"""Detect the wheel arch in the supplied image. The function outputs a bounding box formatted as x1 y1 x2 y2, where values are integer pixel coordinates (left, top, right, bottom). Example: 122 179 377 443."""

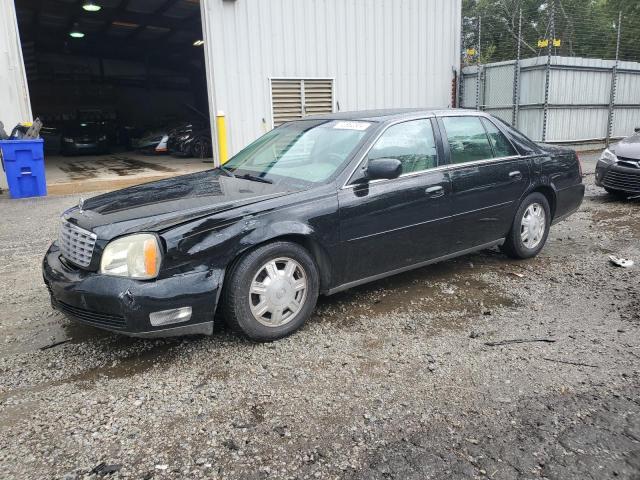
523 184 557 220
223 232 333 295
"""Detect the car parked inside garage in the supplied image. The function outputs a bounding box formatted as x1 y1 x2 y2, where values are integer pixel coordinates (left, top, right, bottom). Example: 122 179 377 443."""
60 121 110 156
43 109 584 341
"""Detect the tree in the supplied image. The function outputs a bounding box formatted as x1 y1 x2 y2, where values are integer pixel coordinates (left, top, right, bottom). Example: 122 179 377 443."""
462 0 639 64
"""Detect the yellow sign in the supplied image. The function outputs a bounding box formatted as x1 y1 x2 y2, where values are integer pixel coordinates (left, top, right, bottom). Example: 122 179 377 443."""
538 39 561 48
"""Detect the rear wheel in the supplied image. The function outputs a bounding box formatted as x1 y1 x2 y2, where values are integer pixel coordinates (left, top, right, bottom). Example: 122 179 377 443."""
222 241 319 341
501 192 551 259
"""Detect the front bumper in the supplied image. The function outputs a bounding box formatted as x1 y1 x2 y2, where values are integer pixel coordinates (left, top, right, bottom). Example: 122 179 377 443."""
595 161 640 193
42 243 222 337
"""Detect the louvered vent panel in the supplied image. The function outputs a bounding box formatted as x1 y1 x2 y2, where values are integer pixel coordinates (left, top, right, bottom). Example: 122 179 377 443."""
271 78 333 127
271 79 303 127
303 79 333 116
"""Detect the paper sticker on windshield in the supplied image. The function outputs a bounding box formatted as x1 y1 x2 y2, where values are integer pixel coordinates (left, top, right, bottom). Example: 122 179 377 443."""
333 121 371 131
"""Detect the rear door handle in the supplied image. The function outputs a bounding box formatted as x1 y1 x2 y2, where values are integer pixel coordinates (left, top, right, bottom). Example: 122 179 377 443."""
509 170 523 180
425 185 444 198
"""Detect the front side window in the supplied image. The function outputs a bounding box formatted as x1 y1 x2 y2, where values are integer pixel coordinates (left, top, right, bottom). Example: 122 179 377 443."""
223 119 371 185
441 116 494 164
367 119 438 174
482 118 517 157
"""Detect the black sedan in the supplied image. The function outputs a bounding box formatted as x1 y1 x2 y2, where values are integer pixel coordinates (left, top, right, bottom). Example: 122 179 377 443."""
43 109 584 341
60 121 109 156
595 128 640 197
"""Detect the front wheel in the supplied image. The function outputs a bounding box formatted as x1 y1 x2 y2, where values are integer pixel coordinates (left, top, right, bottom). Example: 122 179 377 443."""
501 192 551 259
222 241 319 341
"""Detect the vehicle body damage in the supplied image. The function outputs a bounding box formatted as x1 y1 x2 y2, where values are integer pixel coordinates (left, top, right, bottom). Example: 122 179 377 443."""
43 109 584 340
595 129 640 197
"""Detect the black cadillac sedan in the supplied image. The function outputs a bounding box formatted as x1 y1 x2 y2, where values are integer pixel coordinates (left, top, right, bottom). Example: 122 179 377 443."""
43 109 584 341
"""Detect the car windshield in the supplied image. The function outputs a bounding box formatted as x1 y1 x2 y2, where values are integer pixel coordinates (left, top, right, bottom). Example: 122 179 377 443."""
222 119 372 185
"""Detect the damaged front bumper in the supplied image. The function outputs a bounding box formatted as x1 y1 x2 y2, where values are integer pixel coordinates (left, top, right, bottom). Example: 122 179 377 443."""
595 161 640 194
42 243 222 337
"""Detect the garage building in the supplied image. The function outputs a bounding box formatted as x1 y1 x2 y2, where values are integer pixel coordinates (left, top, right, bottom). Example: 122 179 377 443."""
1 0 462 192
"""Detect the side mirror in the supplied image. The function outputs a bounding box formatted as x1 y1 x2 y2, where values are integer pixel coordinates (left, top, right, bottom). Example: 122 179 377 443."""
367 158 402 180
635 127 640 133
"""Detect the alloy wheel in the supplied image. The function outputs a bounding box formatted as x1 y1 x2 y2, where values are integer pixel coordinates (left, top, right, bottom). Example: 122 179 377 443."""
249 257 308 327
520 202 546 249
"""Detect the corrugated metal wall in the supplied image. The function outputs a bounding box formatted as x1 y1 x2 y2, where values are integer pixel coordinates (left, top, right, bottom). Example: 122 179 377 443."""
461 56 640 143
201 0 462 156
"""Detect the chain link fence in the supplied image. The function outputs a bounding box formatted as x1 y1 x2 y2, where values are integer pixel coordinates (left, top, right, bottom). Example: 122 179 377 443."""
458 0 640 145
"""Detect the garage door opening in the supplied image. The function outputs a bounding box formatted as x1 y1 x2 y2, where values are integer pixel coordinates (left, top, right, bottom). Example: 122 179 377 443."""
14 0 213 194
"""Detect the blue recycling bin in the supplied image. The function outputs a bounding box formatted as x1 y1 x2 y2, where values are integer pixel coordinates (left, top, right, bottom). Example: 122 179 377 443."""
0 139 47 199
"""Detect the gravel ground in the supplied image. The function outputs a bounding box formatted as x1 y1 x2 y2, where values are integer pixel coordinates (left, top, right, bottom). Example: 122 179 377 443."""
0 154 639 479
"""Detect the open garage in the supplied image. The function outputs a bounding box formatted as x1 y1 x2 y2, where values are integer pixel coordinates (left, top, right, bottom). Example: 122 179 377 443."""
10 0 214 194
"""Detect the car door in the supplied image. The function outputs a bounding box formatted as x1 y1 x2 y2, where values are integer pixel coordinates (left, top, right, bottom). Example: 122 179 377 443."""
336 118 452 286
438 115 530 253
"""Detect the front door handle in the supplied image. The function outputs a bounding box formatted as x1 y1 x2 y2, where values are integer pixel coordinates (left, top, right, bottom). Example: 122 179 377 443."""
509 170 523 180
425 185 444 198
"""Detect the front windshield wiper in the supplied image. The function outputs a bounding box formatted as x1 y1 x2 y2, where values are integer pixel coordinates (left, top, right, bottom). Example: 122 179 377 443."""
239 173 273 184
218 166 235 177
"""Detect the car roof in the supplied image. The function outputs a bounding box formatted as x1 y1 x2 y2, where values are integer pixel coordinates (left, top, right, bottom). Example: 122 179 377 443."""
304 108 486 122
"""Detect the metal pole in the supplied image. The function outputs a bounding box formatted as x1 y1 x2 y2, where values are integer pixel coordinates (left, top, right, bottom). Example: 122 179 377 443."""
458 14 465 108
512 8 522 127
542 0 555 142
606 11 622 147
475 16 482 110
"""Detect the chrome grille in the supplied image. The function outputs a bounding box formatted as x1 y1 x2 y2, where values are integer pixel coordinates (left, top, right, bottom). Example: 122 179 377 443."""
59 221 97 268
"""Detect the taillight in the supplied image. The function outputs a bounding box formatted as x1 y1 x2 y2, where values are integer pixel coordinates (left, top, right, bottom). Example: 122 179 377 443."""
576 153 583 177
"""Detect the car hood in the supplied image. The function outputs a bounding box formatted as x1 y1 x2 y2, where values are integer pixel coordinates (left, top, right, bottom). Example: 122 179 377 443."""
65 170 298 240
611 134 640 160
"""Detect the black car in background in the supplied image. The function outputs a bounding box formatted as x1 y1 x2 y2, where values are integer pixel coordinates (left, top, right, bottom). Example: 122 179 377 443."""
43 109 584 341
595 128 640 197
60 121 110 156
167 122 213 158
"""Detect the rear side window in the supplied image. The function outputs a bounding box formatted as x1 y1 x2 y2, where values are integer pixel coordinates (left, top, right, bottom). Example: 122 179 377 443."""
441 116 493 164
482 118 517 157
368 119 438 174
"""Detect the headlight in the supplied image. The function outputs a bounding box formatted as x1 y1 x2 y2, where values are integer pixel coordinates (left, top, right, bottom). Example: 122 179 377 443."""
599 148 617 165
100 233 161 279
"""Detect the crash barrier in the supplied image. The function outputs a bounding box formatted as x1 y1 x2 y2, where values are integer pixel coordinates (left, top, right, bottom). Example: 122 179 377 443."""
0 139 47 199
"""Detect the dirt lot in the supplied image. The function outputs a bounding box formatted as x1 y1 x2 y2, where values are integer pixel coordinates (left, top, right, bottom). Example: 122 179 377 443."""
0 157 639 479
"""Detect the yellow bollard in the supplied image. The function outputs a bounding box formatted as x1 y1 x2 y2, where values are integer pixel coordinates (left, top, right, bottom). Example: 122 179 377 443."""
216 111 228 165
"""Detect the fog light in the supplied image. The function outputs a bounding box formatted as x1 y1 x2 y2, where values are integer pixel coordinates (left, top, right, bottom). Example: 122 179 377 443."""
149 307 192 326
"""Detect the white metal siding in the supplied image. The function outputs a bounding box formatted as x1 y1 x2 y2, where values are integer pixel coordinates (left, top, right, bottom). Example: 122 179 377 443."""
0 0 32 131
202 0 462 155
0 0 32 190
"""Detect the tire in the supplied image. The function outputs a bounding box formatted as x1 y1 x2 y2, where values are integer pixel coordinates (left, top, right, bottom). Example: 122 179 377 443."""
191 137 212 159
501 192 551 259
222 241 320 341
